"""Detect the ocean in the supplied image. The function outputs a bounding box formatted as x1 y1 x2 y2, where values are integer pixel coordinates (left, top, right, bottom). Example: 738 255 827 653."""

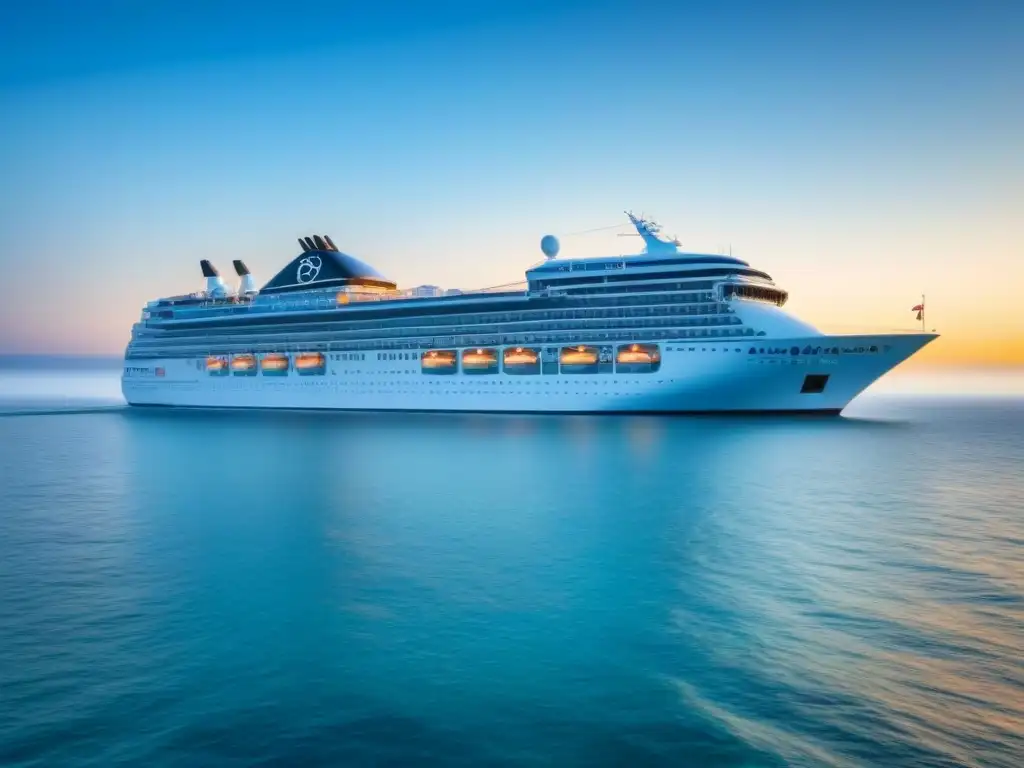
1 361 1022 767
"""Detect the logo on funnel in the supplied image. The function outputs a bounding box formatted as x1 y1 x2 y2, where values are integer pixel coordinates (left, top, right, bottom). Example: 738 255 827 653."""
296 255 322 283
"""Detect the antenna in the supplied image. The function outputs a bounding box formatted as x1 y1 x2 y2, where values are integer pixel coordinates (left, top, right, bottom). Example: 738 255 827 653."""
623 210 679 253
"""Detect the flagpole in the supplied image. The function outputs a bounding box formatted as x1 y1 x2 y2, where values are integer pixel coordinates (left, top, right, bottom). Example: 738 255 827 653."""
921 293 926 332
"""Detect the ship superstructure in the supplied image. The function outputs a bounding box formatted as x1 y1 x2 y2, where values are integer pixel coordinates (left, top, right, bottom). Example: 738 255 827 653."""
121 212 936 413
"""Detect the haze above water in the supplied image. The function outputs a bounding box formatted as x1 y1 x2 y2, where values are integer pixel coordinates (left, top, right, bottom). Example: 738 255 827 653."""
1 362 1021 767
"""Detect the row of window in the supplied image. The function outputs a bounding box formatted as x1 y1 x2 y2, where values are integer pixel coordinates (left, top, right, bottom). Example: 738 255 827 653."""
529 256 748 273
166 288 527 322
127 326 762 360
723 284 789 307
528 266 772 290
548 284 717 298
142 285 758 335
398 343 878 359
140 292 733 339
157 276 736 326
132 313 744 352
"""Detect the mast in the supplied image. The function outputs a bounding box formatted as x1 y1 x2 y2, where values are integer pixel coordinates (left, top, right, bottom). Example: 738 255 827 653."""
623 211 680 254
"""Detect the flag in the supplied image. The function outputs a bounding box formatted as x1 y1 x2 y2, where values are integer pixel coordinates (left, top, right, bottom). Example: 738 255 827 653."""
911 303 924 321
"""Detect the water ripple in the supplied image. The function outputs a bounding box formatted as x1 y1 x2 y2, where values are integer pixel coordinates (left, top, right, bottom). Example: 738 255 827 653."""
1 376 1022 766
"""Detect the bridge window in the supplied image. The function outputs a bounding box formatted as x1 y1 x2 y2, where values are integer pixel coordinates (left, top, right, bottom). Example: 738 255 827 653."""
723 284 788 307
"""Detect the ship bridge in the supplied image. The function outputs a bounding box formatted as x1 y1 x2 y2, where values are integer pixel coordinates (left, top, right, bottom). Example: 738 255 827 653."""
526 213 776 297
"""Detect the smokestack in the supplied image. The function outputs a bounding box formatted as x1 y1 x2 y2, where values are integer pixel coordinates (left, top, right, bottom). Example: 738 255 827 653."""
313 235 327 251
298 238 310 252
200 260 227 297
323 235 338 251
233 260 257 295
303 237 317 251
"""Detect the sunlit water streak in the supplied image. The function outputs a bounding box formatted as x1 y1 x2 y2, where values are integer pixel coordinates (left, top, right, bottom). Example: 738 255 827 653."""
0 366 1021 767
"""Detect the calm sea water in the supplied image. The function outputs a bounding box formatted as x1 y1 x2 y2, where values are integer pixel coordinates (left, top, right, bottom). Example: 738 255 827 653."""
1 364 1022 767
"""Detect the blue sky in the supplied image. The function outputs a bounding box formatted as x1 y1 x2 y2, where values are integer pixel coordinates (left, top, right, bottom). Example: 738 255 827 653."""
1 0 1021 362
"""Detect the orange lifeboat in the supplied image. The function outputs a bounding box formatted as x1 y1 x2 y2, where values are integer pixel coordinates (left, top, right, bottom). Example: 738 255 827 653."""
503 346 540 374
461 348 498 374
231 354 256 375
206 356 229 375
421 350 458 374
559 344 601 374
260 353 289 375
616 343 661 372
559 345 599 365
294 352 326 375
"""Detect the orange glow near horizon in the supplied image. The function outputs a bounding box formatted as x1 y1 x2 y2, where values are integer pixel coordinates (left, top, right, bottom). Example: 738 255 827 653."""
907 333 1024 368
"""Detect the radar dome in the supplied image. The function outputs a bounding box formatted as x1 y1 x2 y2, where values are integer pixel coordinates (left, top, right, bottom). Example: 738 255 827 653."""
540 234 560 260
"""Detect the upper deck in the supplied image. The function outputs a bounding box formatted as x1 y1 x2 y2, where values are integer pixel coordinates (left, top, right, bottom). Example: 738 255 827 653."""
137 213 785 329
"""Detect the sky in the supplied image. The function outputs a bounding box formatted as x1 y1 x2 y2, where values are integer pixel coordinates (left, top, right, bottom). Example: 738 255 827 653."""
0 0 1021 366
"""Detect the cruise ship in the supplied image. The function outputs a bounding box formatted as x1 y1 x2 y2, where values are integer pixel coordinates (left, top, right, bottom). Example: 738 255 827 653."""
121 213 936 413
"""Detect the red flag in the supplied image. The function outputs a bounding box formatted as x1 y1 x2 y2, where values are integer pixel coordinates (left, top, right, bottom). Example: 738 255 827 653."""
911 304 924 312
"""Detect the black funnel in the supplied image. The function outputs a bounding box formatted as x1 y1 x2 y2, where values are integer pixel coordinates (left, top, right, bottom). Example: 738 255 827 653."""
323 235 338 251
298 238 310 252
313 235 327 250
200 259 219 277
232 260 250 276
303 237 317 251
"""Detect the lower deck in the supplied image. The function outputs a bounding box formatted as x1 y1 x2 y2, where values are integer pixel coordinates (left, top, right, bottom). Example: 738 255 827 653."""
122 335 935 414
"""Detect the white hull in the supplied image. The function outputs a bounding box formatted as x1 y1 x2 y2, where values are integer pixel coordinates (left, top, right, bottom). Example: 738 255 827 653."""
122 334 935 414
